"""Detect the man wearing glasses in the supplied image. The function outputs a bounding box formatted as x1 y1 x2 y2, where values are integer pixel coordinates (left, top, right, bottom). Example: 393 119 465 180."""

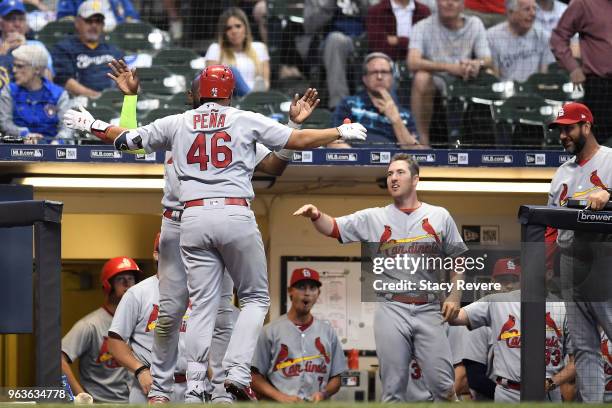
331 52 421 149
51 0 123 98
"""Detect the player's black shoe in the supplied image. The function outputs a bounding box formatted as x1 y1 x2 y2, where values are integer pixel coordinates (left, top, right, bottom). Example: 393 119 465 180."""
224 379 258 401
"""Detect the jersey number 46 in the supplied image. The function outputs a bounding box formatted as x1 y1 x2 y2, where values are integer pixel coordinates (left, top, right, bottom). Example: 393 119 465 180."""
187 131 232 170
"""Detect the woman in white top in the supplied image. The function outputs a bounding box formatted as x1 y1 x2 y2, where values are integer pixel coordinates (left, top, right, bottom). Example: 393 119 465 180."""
204 7 270 95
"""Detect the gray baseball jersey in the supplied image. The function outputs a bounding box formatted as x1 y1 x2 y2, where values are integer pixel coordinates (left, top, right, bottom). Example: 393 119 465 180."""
547 146 612 246
487 22 552 82
251 315 347 400
336 203 468 290
464 291 570 383
160 144 272 211
109 276 188 373
62 307 130 403
131 103 291 202
602 331 612 402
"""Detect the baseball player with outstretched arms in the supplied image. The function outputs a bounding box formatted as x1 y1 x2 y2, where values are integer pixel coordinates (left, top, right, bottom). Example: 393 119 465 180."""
294 153 467 402
107 234 190 403
105 59 314 403
64 64 366 401
251 267 347 402
546 102 612 403
449 289 576 402
61 257 141 403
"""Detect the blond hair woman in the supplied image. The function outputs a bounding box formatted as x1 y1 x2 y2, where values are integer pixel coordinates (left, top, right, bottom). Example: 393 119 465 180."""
204 7 270 96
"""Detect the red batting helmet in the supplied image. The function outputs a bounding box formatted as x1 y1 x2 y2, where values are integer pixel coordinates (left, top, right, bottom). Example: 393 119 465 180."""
101 256 142 295
199 65 235 99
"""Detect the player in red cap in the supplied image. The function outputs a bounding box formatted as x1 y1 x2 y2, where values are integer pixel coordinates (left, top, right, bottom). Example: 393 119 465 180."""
250 267 346 402
61 257 141 403
547 102 612 402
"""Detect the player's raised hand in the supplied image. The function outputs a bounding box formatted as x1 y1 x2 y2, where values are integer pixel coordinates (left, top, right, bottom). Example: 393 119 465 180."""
289 88 321 125
337 123 367 141
63 106 95 132
107 59 140 96
293 204 320 219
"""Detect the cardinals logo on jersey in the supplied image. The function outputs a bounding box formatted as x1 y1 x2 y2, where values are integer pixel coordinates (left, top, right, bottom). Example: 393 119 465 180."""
146 304 159 332
545 312 562 338
96 337 121 368
559 184 569 206
498 315 521 348
315 337 330 364
377 220 441 254
273 340 329 377
560 170 609 205
272 344 290 372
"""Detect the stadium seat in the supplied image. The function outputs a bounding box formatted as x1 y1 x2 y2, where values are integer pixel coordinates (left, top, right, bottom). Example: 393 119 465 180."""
152 48 201 80
303 109 331 129
235 91 291 115
491 94 556 147
35 20 75 49
141 107 184 125
519 72 573 103
90 89 125 112
110 22 167 53
136 67 184 96
87 106 120 122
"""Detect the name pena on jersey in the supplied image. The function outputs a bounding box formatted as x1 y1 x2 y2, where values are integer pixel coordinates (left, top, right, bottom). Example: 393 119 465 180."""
193 110 226 130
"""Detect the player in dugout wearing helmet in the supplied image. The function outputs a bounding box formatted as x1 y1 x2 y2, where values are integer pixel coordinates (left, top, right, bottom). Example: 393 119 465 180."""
61 256 142 403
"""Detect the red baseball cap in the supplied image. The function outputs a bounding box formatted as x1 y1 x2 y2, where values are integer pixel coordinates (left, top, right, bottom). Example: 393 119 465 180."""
548 102 594 128
290 267 322 287
492 258 521 278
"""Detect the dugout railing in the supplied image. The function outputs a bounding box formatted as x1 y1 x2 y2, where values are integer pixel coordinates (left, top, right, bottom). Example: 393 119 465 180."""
518 205 612 400
0 200 63 386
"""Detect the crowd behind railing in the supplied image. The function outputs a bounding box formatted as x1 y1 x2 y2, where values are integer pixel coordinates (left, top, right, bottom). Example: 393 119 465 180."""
0 0 610 150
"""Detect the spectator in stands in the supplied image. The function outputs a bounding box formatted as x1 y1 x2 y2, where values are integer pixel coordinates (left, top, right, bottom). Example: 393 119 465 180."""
535 0 579 62
331 52 420 148
551 0 612 145
303 0 369 109
57 0 140 32
464 0 505 28
366 0 431 62
52 0 123 98
487 0 551 82
408 0 492 146
251 268 346 402
161 0 182 41
204 7 269 96
0 0 53 79
0 45 72 144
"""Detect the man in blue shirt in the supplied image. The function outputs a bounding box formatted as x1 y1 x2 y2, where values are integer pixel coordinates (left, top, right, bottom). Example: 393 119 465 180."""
331 52 422 148
52 0 123 98
57 0 139 32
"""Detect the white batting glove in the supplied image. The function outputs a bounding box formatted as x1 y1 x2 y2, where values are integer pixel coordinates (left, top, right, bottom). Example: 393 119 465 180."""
63 106 95 132
337 123 367 141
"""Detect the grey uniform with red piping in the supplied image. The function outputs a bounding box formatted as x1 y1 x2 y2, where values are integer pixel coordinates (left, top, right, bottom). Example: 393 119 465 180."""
251 268 347 400
332 202 468 401
547 102 612 403
150 145 271 403
120 65 292 400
